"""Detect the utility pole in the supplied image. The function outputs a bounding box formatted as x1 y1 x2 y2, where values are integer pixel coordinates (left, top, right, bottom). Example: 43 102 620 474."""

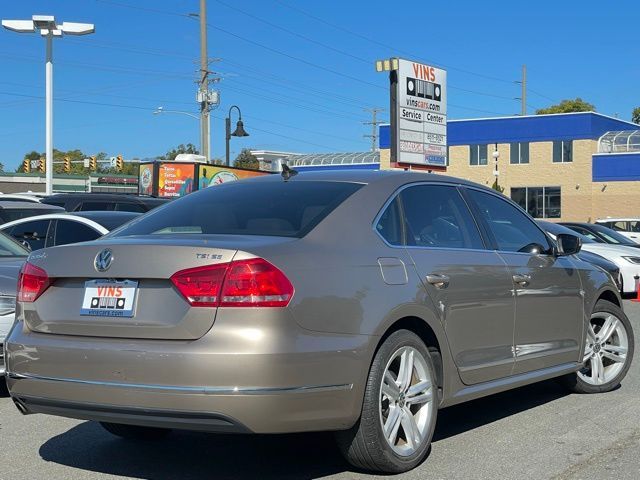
363 108 385 152
521 64 527 116
199 0 210 163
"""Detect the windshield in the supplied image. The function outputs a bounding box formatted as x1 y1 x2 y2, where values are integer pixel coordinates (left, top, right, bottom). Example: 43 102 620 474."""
538 221 595 243
110 180 363 238
0 231 29 257
589 223 638 245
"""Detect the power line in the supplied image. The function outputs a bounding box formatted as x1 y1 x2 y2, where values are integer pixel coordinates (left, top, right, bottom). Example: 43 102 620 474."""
91 0 519 110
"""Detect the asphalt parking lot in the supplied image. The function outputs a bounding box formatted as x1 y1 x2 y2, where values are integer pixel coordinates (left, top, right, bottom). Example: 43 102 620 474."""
1 301 638 480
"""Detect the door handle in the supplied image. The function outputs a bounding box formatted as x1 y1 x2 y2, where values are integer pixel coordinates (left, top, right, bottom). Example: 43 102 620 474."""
512 274 531 287
426 273 450 289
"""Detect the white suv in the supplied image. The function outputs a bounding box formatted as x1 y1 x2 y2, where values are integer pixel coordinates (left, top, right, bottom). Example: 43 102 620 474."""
596 218 640 244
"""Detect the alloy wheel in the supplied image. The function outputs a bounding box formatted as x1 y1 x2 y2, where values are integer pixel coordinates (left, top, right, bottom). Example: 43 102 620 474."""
379 346 434 456
578 311 629 385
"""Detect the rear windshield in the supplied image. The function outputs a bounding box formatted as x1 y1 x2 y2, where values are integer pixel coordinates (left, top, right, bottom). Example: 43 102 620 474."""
0 208 53 223
110 180 363 238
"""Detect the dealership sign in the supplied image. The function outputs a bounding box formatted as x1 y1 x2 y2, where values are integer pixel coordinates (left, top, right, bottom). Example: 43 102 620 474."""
395 59 447 166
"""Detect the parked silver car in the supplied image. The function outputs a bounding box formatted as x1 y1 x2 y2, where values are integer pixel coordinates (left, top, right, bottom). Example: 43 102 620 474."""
5 171 634 473
0 232 29 375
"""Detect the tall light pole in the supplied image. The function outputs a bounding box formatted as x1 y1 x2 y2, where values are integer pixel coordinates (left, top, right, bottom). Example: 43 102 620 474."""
225 106 249 166
153 107 202 154
199 0 210 163
2 15 94 195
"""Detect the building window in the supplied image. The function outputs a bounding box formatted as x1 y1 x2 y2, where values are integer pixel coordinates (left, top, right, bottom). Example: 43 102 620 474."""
470 144 488 166
552 140 573 163
510 186 561 219
510 142 529 164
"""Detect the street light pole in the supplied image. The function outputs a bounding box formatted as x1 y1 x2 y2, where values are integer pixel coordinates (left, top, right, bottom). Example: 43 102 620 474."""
225 105 249 166
2 15 94 195
45 34 53 196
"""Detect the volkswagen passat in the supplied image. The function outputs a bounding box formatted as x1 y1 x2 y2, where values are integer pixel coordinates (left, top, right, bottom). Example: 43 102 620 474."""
5 171 634 473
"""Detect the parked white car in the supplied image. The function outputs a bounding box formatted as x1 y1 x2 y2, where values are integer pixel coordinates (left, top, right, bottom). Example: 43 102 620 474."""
540 221 640 295
596 218 640 244
0 211 140 251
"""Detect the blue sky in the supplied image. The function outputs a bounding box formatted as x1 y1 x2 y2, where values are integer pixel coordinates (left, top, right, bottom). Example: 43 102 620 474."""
0 0 638 170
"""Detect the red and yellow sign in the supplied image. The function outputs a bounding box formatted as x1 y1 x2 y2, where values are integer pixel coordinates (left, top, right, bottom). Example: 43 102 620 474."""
158 163 195 198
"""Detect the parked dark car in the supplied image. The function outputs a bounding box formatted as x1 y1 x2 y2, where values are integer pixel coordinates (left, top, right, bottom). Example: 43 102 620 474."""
561 222 640 249
0 201 64 225
42 193 168 213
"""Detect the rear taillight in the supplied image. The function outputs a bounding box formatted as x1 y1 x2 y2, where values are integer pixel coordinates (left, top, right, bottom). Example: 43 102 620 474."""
220 258 294 307
170 263 228 307
18 262 51 302
170 258 294 308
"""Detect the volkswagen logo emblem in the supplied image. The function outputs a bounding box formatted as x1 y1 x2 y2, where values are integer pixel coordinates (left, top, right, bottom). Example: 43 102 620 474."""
94 249 114 272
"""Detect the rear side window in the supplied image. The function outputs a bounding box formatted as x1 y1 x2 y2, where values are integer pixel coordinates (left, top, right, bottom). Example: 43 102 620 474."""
54 220 101 246
7 219 51 251
79 201 114 211
399 185 484 249
376 197 403 246
115 203 146 213
112 181 363 238
467 189 551 253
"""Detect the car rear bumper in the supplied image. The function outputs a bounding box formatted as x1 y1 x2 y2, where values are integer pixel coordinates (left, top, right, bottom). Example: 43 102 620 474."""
5 314 373 433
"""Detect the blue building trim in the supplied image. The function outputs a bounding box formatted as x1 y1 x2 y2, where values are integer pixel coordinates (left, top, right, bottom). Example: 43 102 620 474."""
379 113 638 149
593 153 640 182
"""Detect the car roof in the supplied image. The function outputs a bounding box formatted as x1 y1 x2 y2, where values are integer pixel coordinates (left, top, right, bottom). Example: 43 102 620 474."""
596 218 640 222
0 194 42 202
0 201 63 210
0 212 108 233
44 193 167 202
246 169 490 190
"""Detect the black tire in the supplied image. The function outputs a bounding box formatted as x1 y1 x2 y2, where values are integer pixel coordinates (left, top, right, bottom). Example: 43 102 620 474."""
336 329 438 473
100 422 171 440
561 300 634 394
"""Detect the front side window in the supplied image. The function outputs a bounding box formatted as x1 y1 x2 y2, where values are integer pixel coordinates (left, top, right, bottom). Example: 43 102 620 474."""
509 186 561 219
468 189 551 253
469 145 488 166
54 220 101 246
399 185 484 249
510 142 530 164
552 140 573 163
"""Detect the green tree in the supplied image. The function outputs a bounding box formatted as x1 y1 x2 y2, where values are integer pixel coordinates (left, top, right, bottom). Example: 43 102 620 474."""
159 143 199 160
491 178 505 194
632 107 640 124
233 148 259 170
535 98 595 115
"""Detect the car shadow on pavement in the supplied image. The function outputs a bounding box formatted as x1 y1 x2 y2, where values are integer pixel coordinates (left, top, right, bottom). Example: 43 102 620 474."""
38 379 569 479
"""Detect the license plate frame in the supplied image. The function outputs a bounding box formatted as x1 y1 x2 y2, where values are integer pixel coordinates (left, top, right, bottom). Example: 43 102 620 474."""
80 279 138 317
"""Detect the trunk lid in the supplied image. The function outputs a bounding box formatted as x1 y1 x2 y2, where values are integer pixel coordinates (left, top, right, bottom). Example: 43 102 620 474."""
22 235 293 340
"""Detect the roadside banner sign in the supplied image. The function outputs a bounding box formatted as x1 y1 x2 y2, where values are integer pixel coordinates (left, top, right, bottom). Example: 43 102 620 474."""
394 59 447 166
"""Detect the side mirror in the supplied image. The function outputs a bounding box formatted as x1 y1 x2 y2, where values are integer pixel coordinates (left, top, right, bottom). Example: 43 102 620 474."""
556 233 581 256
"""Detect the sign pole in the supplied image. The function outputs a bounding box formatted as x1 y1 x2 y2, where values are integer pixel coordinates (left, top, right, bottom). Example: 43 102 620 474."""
389 68 398 165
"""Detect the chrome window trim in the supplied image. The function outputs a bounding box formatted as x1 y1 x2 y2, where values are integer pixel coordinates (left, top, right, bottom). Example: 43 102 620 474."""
7 372 353 395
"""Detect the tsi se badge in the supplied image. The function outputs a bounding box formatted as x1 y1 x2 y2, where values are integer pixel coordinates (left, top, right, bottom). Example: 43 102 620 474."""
94 248 114 272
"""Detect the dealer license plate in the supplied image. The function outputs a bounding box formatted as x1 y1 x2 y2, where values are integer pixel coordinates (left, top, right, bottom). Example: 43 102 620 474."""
80 280 138 317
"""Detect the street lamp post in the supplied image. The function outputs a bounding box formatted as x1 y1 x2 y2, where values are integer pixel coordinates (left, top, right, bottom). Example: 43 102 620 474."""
153 107 203 155
2 15 94 195
225 105 249 166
